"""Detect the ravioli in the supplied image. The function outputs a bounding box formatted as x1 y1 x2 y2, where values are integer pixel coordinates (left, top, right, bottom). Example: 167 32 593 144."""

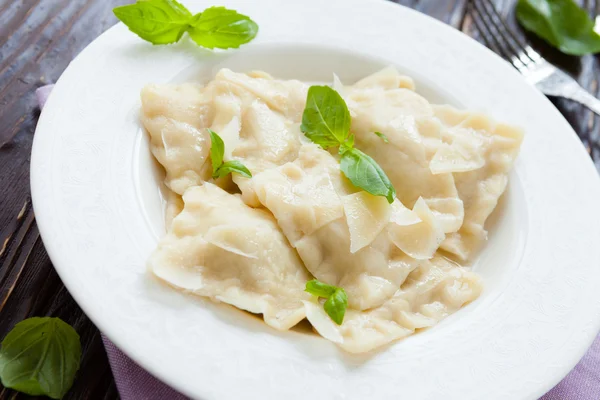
432 105 524 260
150 183 311 331
344 76 465 234
253 145 448 311
144 67 522 353
304 255 482 353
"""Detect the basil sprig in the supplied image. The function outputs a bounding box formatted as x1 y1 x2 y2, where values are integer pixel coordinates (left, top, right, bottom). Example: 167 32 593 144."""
301 86 396 203
113 1 258 49
516 0 600 55
305 280 348 325
0 317 81 399
209 129 252 179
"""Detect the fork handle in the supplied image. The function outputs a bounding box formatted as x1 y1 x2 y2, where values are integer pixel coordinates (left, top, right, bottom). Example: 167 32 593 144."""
560 85 600 116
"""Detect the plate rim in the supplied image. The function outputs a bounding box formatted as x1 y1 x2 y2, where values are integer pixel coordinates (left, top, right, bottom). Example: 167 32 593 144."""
31 0 600 399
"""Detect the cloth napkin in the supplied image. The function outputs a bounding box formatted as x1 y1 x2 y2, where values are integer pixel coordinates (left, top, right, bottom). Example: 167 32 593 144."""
36 85 600 399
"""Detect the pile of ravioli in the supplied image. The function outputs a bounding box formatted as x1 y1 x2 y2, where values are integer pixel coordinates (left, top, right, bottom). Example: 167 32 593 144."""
141 67 523 353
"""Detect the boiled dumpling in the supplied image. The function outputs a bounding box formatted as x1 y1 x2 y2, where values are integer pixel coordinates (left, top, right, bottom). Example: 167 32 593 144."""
254 145 440 311
345 77 465 233
252 144 352 244
215 68 309 121
304 255 482 353
141 84 214 195
142 67 522 354
353 66 416 91
433 105 524 260
150 183 311 330
296 219 423 310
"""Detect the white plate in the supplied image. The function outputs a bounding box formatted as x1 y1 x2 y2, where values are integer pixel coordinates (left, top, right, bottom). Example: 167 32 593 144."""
30 0 600 399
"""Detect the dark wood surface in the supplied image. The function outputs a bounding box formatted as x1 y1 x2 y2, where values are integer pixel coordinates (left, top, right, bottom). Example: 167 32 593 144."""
0 0 598 398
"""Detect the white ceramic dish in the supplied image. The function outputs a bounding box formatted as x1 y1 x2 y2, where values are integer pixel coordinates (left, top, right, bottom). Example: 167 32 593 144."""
30 0 600 398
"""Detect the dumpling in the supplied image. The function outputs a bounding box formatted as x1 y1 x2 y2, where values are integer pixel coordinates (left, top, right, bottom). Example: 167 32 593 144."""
204 69 309 206
344 75 465 234
353 66 416 91
295 219 423 310
304 255 482 353
141 84 214 195
214 68 309 121
150 183 311 330
433 105 524 260
252 144 351 243
253 145 444 310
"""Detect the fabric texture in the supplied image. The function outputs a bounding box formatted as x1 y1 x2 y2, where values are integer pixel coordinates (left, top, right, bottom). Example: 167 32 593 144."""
36 84 599 399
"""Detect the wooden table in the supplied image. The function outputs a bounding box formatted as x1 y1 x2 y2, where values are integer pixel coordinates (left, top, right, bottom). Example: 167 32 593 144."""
1 1 598 398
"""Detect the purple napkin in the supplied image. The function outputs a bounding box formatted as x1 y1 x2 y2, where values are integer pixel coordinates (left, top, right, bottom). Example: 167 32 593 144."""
36 85 600 399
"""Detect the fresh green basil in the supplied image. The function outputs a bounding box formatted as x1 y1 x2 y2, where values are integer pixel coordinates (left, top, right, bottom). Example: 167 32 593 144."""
113 1 258 49
305 280 348 325
340 147 396 204
208 129 224 175
516 0 600 55
374 131 389 143
113 0 192 44
209 129 252 179
187 7 258 49
214 160 252 179
305 279 337 298
323 289 348 326
0 317 81 399
301 85 396 203
301 86 351 149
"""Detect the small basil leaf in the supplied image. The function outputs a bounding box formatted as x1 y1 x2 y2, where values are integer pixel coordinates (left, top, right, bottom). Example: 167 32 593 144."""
324 289 348 325
301 86 351 149
113 0 192 45
340 147 396 204
305 279 337 298
188 7 259 49
374 131 389 143
0 317 81 399
516 0 600 55
215 160 252 179
208 129 225 176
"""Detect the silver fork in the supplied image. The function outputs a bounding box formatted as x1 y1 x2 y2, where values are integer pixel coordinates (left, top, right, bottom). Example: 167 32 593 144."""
471 0 600 116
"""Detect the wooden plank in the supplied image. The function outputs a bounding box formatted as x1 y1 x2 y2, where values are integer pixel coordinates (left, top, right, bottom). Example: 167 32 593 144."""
0 0 122 398
0 1 598 398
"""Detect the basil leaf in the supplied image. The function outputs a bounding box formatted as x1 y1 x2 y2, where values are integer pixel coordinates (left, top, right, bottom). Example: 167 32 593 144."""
301 86 351 149
215 160 252 179
516 0 600 55
0 317 81 399
188 7 259 49
113 0 192 45
305 280 348 325
374 131 389 143
208 129 225 176
305 279 337 298
340 147 396 203
324 289 348 325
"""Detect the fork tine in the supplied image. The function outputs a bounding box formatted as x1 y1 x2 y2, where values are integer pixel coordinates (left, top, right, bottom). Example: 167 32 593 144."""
478 0 542 64
470 2 528 71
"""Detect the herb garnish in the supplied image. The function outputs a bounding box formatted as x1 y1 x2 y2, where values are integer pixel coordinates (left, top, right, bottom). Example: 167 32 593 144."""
305 280 348 325
301 86 396 203
209 129 252 179
113 0 258 49
516 0 600 55
0 317 81 399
